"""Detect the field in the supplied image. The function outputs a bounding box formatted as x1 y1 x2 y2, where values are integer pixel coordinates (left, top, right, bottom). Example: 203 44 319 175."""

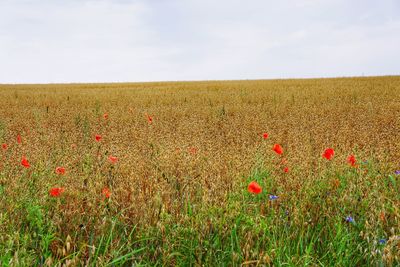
0 76 400 266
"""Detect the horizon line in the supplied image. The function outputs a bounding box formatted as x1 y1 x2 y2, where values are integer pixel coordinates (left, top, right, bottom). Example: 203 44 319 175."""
1 74 399 86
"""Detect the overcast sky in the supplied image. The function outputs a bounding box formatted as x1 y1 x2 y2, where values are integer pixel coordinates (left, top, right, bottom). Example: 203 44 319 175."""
0 0 399 83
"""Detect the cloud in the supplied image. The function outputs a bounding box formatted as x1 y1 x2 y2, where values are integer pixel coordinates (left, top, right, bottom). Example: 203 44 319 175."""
0 0 166 82
0 0 399 83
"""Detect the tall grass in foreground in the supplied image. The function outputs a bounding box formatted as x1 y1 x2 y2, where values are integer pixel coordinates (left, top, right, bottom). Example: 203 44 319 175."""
0 154 399 266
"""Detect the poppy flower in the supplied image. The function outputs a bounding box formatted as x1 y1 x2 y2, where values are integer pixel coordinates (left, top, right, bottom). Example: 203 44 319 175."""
322 148 334 160
49 187 64 197
347 155 356 167
189 147 197 155
147 115 153 124
262 133 268 139
108 155 118 164
21 156 30 168
95 135 102 142
17 135 22 144
103 113 108 120
1 143 7 150
379 211 385 222
248 181 262 194
283 167 289 173
102 187 111 198
332 178 340 189
55 167 66 175
273 144 283 155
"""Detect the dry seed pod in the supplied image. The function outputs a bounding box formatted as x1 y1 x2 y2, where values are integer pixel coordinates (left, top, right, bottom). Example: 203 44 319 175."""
57 248 63 257
45 257 53 267
263 253 271 264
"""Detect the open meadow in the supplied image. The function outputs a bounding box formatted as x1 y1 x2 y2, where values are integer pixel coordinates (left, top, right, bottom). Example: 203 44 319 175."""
0 76 400 266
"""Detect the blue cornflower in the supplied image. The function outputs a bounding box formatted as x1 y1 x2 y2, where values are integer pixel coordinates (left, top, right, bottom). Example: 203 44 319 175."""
395 170 400 175
269 195 278 200
345 216 355 224
379 239 387 245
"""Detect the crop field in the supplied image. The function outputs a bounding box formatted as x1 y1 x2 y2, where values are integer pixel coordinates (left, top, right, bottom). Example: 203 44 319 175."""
0 76 400 266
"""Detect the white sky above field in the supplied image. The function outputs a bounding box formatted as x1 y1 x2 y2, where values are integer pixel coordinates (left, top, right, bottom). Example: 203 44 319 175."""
0 0 399 83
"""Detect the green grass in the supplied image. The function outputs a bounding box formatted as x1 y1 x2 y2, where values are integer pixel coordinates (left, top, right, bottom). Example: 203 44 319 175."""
1 160 398 266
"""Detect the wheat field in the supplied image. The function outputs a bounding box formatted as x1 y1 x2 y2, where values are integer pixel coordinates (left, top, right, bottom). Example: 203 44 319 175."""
0 76 399 266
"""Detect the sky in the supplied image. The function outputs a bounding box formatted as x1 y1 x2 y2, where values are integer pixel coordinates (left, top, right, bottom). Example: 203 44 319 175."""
0 0 399 83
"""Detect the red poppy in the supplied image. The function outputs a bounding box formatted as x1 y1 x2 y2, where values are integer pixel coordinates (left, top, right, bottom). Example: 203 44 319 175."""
323 148 334 160
347 155 356 167
379 211 385 222
248 181 262 194
49 187 64 197
102 187 111 198
332 178 340 189
55 167 66 175
17 135 22 144
95 135 102 142
147 114 153 124
1 143 7 150
283 167 289 173
273 144 283 155
21 156 30 168
108 155 118 164
262 133 269 139
189 147 197 155
103 113 109 120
